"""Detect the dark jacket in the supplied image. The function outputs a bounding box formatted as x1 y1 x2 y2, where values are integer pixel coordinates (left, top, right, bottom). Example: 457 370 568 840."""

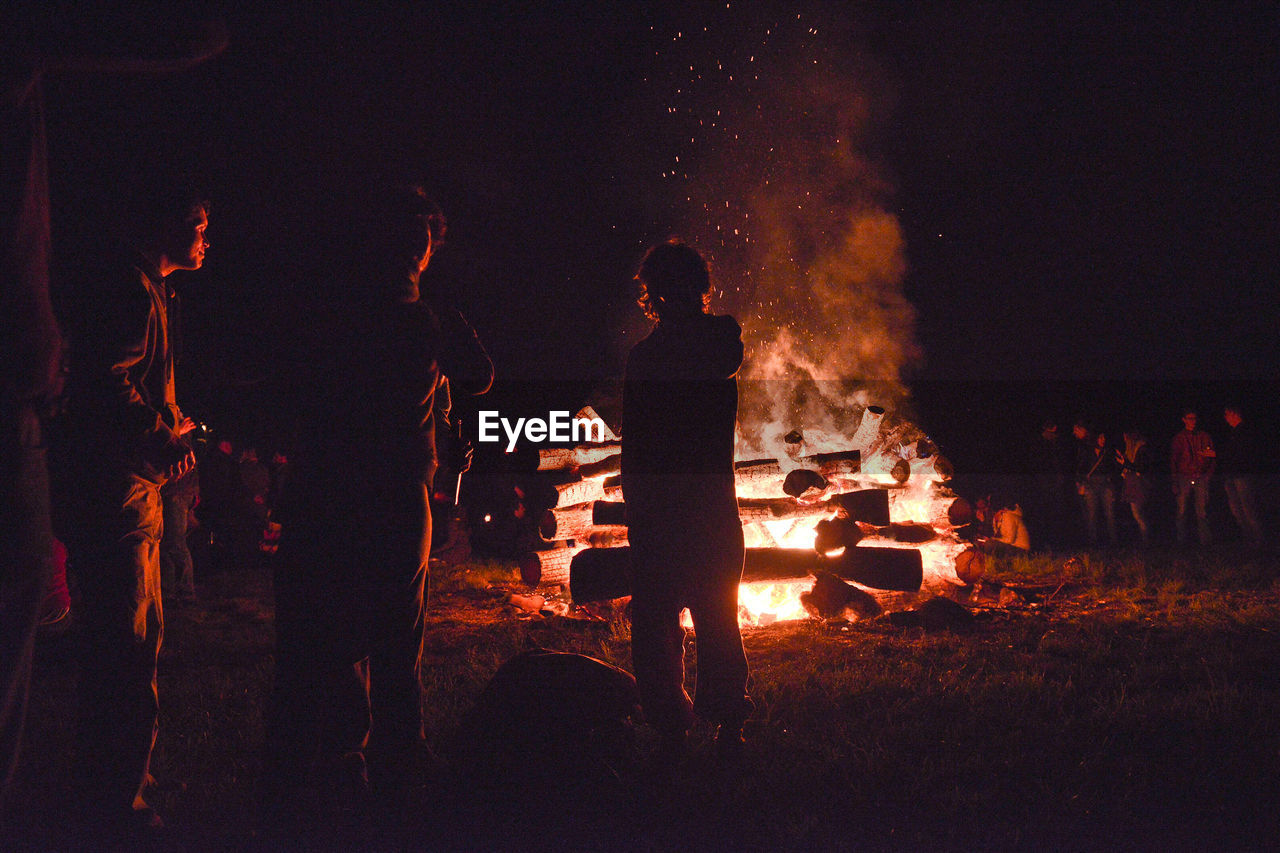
286 291 492 517
1076 438 1119 488
1217 421 1259 478
621 313 742 524
62 251 185 481
1170 429 1215 479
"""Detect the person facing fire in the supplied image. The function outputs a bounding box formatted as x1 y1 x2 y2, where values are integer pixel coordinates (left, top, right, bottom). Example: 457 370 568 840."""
1170 408 1215 546
265 186 492 820
622 239 753 761
54 182 208 832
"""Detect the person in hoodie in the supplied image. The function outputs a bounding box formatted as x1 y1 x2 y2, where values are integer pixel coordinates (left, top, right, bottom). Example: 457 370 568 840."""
621 239 753 761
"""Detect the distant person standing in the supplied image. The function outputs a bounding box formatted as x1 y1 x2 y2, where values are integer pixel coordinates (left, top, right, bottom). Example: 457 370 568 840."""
57 185 208 831
1028 418 1073 549
622 239 753 762
1219 404 1263 549
1075 426 1119 547
1170 409 1215 546
1117 430 1154 546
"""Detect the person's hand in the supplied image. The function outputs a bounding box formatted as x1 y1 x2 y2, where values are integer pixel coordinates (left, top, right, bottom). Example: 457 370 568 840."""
1200 447 1216 457
453 437 475 475
177 417 198 436
165 448 197 481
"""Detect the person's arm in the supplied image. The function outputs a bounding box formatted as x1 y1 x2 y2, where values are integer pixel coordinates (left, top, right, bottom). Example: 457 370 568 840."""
76 274 187 472
434 300 493 397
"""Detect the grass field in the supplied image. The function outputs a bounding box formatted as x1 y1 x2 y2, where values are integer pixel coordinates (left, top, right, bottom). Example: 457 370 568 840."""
6 547 1280 851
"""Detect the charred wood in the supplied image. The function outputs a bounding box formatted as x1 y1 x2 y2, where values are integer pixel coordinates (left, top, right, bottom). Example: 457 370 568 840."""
800 572 882 620
830 489 891 525
592 500 627 527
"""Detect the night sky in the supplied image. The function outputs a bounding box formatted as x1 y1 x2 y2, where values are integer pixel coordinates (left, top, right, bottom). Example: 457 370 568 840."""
32 2 1280 462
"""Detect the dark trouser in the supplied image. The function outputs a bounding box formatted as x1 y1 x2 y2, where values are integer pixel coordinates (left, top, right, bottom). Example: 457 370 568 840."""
629 510 752 735
61 468 164 820
1 405 55 817
160 474 197 600
1223 476 1263 547
266 482 430 796
1080 478 1117 547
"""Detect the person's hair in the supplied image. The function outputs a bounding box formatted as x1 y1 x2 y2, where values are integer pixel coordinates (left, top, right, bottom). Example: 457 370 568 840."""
129 179 209 244
1224 403 1243 417
636 239 712 322
360 184 446 270
1182 408 1198 418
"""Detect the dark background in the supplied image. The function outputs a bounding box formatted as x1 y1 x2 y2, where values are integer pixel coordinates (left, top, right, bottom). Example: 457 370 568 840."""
26 1 1280 474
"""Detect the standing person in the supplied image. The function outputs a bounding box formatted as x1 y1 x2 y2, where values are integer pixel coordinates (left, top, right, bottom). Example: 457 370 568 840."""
1170 409 1215 547
1219 404 1264 549
1075 423 1118 547
56 185 207 832
622 239 753 762
265 187 491 820
1028 419 1073 550
1 49 63 822
1118 430 1154 546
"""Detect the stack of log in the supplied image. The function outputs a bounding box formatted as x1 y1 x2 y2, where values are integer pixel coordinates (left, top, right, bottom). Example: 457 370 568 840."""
520 436 957 608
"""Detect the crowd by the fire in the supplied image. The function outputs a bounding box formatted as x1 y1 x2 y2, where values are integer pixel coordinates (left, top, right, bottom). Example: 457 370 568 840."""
955 409 1267 561
0 88 1270 853
2 141 763 843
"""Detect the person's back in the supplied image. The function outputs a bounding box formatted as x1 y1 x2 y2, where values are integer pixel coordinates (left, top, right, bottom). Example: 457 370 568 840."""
622 311 741 520
621 239 751 760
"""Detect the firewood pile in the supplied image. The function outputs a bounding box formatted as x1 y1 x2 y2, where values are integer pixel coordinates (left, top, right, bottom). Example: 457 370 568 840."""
518 405 963 621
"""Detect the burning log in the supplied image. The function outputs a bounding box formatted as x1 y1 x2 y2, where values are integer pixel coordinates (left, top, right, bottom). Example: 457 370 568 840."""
536 443 621 471
593 500 627 526
800 572 882 620
568 547 633 603
577 453 621 479
890 458 911 484
541 500 629 540
602 475 622 500
816 518 937 550
736 496 843 525
814 518 864 553
558 489 888 535
783 468 827 497
530 477 608 510
733 450 861 494
520 542 586 587
830 489 891 525
580 527 628 548
850 405 886 449
541 504 592 540
569 545 922 603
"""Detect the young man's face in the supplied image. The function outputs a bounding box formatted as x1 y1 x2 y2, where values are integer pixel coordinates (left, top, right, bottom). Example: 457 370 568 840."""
1224 409 1242 428
1182 413 1198 431
166 206 209 271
